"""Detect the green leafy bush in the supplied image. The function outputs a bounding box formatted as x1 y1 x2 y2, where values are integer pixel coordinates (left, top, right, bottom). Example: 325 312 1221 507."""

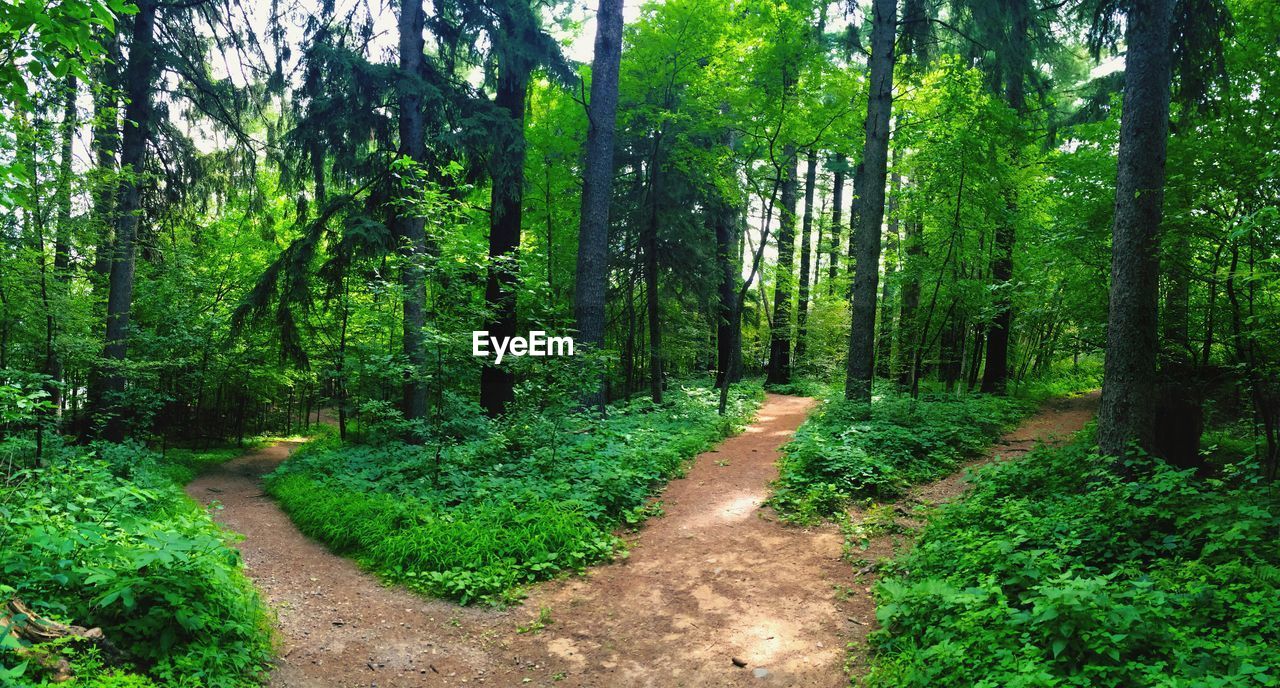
769 386 1033 520
0 443 272 687
266 381 762 604
867 440 1280 687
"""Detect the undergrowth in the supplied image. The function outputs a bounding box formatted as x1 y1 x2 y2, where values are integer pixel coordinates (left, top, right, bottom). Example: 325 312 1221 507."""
866 437 1280 687
266 381 763 604
0 441 273 687
768 384 1034 521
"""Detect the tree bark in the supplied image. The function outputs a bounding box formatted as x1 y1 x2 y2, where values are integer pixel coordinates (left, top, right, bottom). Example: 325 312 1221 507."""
573 0 624 411
844 0 896 405
480 24 534 417
1097 0 1175 458
643 158 664 404
766 147 798 385
93 0 158 441
397 0 429 424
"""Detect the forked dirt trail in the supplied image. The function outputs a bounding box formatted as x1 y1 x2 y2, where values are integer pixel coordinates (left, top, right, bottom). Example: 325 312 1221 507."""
185 391 1096 687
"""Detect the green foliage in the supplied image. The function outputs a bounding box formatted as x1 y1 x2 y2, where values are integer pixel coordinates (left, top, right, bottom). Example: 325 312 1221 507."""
0 444 272 687
867 440 1280 687
266 381 763 604
769 384 1034 521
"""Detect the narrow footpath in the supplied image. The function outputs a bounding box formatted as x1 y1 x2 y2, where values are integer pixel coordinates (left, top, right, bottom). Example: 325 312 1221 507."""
185 391 1096 687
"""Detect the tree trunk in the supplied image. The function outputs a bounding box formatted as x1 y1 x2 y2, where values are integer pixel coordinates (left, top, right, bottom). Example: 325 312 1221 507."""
397 0 429 424
480 37 533 417
897 213 922 390
90 31 122 291
1097 0 1174 459
573 0 624 411
844 0 896 405
643 160 664 404
766 147 798 385
979 1 1030 395
93 0 158 441
877 164 900 378
827 153 846 290
794 148 817 365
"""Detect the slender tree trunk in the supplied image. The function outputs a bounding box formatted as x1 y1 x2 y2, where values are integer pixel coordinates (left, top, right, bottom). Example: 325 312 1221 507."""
827 153 846 290
795 148 817 365
90 31 122 291
643 161 664 404
397 0 429 425
1154 221 1203 468
766 147 798 385
573 0 624 410
480 39 533 417
877 163 900 378
844 0 896 405
93 0 158 441
45 75 77 420
714 138 742 389
979 2 1029 395
1097 0 1175 458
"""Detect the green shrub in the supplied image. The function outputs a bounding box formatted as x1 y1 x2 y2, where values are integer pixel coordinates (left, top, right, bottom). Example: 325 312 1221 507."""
0 443 272 687
266 381 764 604
867 440 1280 687
769 386 1033 520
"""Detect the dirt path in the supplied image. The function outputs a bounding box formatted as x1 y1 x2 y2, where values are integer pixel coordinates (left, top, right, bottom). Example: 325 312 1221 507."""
185 391 1096 687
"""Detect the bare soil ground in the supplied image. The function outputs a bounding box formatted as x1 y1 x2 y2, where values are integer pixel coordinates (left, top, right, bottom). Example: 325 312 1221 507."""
185 391 1097 688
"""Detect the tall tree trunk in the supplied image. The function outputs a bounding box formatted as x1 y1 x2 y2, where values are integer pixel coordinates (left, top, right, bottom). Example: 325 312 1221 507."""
643 159 664 404
877 163 900 378
480 38 533 417
766 147 798 385
844 0 897 405
1154 221 1203 468
90 31 122 291
827 153 846 290
1097 0 1175 458
573 0 624 411
397 0 429 424
46 75 77 420
93 0 158 441
795 148 817 364
896 211 922 390
980 1 1029 395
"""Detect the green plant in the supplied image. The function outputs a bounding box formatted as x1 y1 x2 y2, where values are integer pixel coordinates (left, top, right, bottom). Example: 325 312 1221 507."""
266 381 764 604
866 439 1280 687
769 384 1034 521
0 444 272 687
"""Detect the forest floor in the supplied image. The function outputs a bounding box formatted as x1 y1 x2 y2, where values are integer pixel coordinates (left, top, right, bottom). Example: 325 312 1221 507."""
185 391 1097 688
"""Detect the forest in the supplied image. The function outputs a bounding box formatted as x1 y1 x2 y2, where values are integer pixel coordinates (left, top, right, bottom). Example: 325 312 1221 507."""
0 0 1277 684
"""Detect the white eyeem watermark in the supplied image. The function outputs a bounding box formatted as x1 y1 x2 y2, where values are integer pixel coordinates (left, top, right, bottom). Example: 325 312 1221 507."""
472 331 575 364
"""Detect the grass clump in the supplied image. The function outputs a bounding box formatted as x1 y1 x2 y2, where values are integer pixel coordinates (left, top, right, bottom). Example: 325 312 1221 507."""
266 381 763 604
769 384 1033 521
866 438 1280 687
0 442 273 687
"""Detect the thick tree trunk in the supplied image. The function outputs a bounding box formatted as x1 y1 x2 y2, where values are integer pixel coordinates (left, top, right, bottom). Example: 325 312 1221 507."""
397 0 429 424
827 153 846 290
573 0 624 410
480 40 533 417
844 0 896 405
93 0 158 441
766 147 798 385
794 148 817 365
1097 0 1174 458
